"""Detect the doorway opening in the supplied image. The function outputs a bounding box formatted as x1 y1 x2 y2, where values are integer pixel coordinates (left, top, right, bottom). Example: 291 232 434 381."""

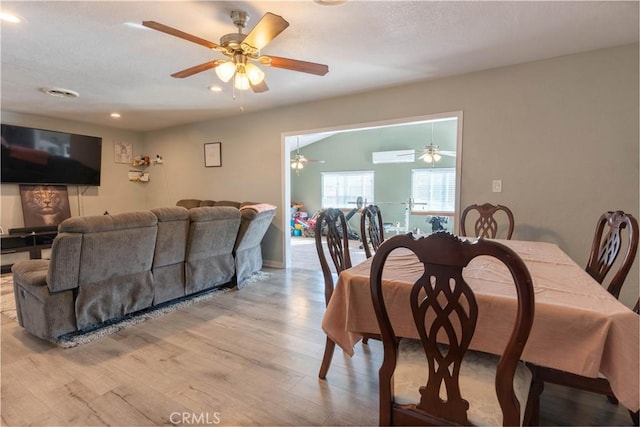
282 111 463 269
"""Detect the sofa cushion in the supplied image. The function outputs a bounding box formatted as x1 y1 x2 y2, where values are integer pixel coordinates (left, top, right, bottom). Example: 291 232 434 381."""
214 200 241 208
153 206 189 222
176 199 203 209
151 207 189 267
185 206 241 293
150 206 190 304
59 211 157 233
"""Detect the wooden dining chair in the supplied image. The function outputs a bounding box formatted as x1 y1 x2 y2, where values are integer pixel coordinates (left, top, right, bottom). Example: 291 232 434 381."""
360 204 385 259
460 202 515 239
371 232 538 425
370 231 540 426
316 208 352 379
536 212 639 426
585 210 638 300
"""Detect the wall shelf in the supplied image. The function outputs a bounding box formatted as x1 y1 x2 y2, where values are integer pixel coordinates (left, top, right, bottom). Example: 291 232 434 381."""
128 155 162 182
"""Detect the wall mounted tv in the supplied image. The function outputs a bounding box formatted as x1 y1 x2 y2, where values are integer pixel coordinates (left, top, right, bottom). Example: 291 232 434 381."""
1 124 102 186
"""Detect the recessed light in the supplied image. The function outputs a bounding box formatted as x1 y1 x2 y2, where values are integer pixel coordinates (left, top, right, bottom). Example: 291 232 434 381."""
0 12 22 23
110 113 121 118
209 85 223 92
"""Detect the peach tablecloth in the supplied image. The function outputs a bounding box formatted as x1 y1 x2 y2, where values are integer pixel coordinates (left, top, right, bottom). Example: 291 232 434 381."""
321 239 640 412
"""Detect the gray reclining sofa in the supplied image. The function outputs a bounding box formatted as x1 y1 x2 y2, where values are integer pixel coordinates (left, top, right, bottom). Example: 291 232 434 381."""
11 205 250 342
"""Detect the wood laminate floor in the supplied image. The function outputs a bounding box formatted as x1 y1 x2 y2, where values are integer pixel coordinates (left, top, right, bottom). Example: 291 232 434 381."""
1 267 634 426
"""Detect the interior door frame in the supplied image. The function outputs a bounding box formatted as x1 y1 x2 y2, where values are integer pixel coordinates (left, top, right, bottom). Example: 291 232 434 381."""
281 110 463 268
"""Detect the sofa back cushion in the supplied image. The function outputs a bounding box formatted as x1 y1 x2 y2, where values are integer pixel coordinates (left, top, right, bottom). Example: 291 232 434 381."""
185 206 241 293
150 206 190 304
176 199 202 209
47 211 158 292
214 200 241 208
55 211 158 329
151 207 189 267
61 212 157 284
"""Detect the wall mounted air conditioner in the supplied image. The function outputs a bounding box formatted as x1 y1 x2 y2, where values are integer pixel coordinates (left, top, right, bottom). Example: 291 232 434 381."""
371 149 415 164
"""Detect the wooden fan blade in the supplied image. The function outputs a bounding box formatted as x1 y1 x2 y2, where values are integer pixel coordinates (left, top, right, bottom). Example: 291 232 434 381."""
260 56 328 76
241 13 289 54
171 60 225 78
251 80 269 93
142 21 221 50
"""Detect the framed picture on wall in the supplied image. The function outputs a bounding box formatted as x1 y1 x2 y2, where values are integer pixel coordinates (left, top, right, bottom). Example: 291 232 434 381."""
19 184 71 228
204 142 222 167
114 141 133 164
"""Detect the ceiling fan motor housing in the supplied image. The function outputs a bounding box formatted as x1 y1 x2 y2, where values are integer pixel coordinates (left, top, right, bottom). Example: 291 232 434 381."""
220 32 247 51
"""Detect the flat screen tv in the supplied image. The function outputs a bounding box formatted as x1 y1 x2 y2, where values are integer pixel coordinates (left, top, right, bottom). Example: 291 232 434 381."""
1 124 102 186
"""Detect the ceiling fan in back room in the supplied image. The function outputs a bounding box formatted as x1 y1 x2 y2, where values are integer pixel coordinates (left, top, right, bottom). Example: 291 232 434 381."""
401 122 456 167
143 11 329 93
291 137 325 175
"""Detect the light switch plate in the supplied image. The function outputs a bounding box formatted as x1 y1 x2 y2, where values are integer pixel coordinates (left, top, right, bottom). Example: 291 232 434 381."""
492 179 502 193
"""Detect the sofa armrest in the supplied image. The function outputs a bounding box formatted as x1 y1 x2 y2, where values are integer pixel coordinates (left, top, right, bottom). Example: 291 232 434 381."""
235 205 277 252
46 232 83 292
11 259 50 287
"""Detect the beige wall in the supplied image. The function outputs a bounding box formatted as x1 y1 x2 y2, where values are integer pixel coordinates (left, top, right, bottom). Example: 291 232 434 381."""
144 43 639 307
2 44 638 307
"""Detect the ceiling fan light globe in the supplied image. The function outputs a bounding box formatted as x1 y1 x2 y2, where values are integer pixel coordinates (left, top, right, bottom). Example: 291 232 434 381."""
234 72 251 90
424 154 434 163
245 63 265 85
433 153 442 162
215 61 236 82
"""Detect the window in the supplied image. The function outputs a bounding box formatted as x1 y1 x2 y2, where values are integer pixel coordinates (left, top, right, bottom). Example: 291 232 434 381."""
321 171 374 208
411 168 456 214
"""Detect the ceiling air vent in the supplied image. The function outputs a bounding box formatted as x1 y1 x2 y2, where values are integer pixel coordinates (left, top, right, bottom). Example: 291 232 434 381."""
372 150 415 164
39 87 79 98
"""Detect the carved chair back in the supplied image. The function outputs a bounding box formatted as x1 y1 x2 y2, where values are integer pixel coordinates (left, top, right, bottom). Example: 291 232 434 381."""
585 210 638 299
360 204 385 259
370 232 535 426
460 203 515 239
315 208 352 306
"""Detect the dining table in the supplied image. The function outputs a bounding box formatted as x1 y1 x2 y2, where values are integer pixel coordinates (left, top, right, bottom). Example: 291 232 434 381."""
321 238 640 413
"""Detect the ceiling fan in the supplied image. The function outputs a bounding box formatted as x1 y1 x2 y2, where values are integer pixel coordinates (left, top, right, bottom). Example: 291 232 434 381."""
291 138 324 175
142 11 329 93
403 122 456 166
417 144 456 165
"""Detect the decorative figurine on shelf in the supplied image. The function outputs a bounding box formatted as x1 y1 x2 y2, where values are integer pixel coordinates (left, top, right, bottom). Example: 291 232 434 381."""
132 155 150 166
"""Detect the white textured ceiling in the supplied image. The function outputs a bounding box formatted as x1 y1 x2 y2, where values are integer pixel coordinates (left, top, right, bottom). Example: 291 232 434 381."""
1 1 638 132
